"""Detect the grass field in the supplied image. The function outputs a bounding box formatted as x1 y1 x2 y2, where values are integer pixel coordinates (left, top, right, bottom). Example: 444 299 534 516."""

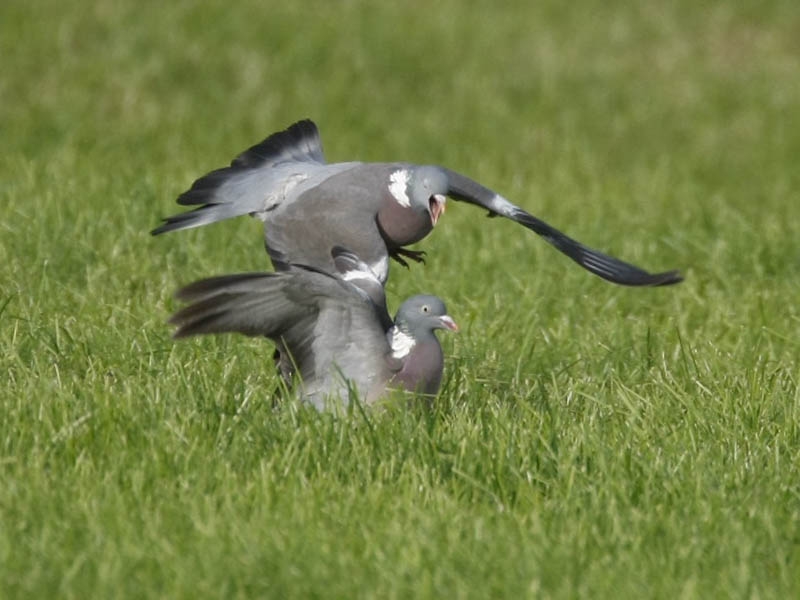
3 0 800 597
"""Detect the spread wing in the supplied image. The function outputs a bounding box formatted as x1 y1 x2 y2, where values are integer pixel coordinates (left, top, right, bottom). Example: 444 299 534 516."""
151 119 328 236
168 265 396 407
442 167 682 286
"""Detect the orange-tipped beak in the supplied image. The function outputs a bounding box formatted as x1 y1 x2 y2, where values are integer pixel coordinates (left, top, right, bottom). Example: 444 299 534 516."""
429 194 447 226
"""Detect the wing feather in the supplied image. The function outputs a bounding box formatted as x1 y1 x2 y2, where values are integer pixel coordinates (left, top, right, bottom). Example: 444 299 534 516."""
442 167 682 286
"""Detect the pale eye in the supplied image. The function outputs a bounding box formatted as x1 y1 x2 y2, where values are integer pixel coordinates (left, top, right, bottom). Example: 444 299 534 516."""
422 305 430 313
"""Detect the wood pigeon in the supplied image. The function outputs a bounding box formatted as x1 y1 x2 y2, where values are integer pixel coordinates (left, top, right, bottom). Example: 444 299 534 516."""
168 248 458 410
152 120 682 287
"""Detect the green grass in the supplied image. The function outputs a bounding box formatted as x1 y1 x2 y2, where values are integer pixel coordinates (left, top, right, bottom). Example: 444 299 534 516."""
3 0 800 597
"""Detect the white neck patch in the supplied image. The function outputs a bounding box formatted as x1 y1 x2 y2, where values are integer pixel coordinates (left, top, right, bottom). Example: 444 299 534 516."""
388 169 411 207
388 326 415 359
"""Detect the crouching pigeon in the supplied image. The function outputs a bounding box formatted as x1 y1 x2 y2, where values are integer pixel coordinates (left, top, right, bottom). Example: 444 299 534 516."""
152 119 682 287
168 249 458 410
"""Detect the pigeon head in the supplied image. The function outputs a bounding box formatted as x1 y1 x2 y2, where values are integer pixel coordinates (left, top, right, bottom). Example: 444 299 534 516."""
388 166 448 227
394 294 458 337
389 294 457 394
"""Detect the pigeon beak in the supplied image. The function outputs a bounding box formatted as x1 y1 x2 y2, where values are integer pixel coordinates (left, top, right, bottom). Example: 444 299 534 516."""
437 315 459 332
429 194 446 227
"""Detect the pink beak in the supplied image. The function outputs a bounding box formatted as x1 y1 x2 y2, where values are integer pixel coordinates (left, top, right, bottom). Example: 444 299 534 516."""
438 315 459 332
429 194 447 226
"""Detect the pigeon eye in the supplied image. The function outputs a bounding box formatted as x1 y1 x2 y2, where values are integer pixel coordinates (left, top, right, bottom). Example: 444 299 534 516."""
422 305 429 313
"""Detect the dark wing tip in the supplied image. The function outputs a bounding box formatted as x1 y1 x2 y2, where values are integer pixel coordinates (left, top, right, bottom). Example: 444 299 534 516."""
607 267 684 287
439 168 684 287
550 236 684 287
232 118 324 169
149 202 218 236
553 235 685 287
644 270 683 287
506 208 684 287
150 212 197 236
150 222 170 236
